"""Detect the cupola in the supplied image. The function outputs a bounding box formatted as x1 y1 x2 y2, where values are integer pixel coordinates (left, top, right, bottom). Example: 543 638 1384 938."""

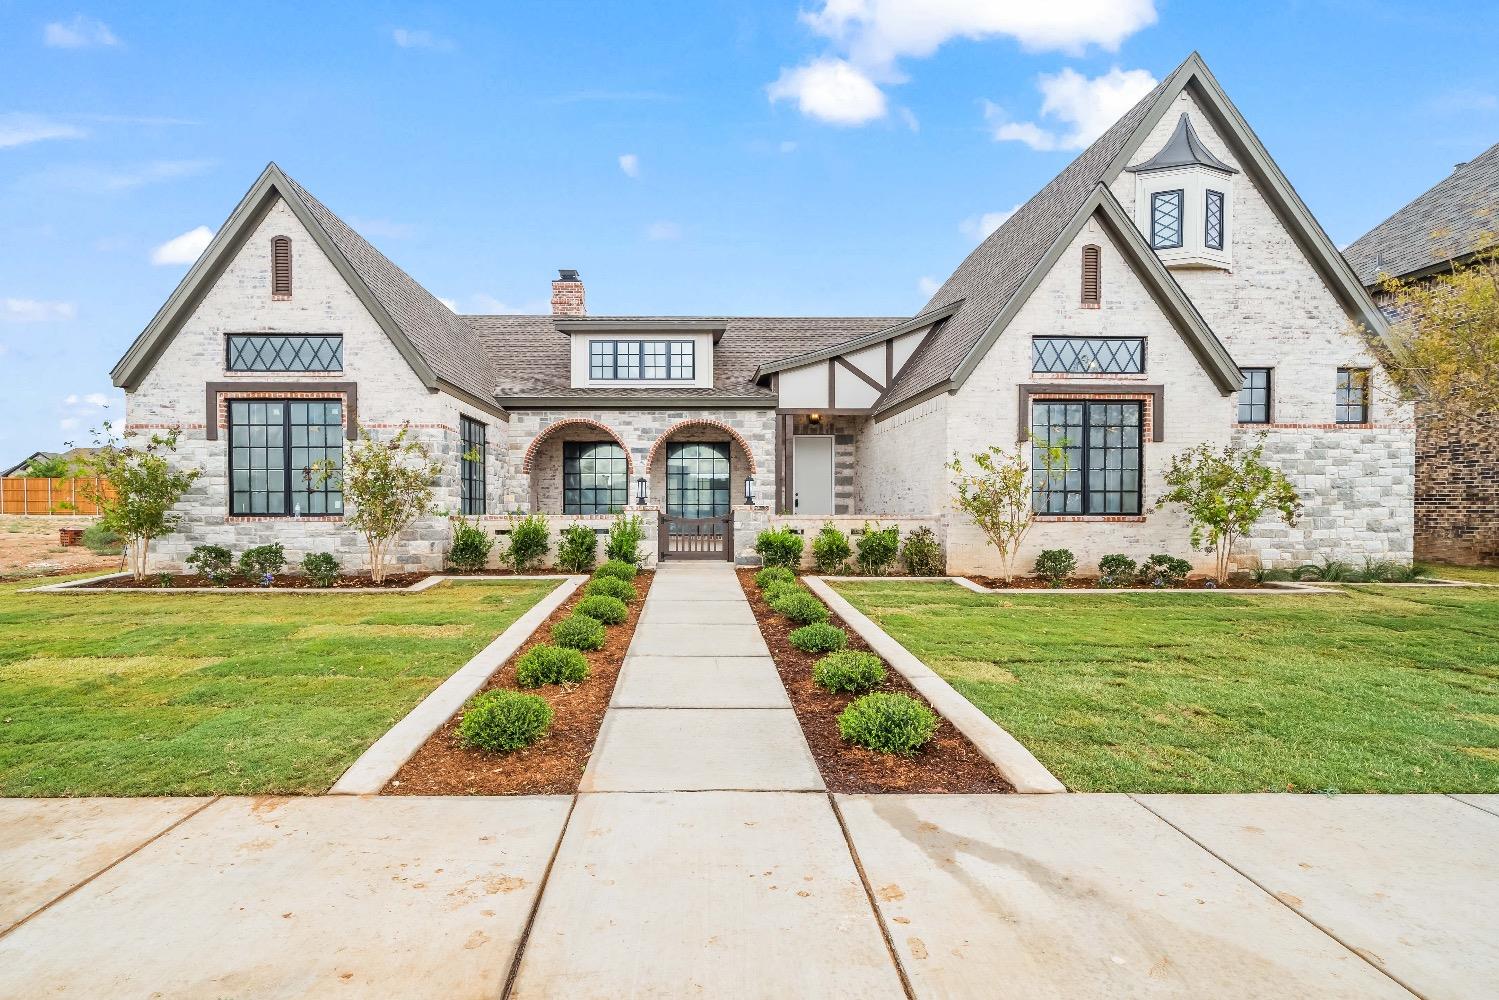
1127 112 1237 269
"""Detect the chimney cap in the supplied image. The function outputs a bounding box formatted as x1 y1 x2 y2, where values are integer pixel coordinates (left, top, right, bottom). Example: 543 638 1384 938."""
556 268 581 282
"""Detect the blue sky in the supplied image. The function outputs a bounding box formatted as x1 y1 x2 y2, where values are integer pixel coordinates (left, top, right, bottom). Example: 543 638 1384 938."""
2 1 1497 465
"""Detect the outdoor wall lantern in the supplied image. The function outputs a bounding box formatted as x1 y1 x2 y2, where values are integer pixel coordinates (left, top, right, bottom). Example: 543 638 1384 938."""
635 476 648 506
744 476 755 506
808 412 822 425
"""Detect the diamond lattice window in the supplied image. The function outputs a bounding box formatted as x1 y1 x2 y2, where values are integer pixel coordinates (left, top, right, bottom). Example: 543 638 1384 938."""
1151 189 1183 250
1032 337 1145 375
226 334 343 373
1205 190 1225 250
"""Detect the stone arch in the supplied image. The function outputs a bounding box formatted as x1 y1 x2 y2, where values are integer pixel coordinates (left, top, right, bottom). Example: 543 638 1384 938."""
643 418 758 475
520 417 633 474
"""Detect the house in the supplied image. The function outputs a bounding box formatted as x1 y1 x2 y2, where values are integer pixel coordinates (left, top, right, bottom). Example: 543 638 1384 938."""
1 452 57 478
110 53 1413 576
1346 142 1499 565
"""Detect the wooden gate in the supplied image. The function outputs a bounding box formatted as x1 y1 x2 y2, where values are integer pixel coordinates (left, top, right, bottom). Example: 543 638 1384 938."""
658 512 734 561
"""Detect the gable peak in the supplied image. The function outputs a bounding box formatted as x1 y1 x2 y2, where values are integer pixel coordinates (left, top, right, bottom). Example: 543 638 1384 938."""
1126 112 1237 175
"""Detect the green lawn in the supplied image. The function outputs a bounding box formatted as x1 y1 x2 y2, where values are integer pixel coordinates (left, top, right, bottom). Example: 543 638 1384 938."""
833 581 1499 793
1421 562 1499 585
0 577 557 796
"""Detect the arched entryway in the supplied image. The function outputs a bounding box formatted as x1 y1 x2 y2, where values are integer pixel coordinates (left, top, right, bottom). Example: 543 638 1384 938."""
521 418 633 514
644 419 756 560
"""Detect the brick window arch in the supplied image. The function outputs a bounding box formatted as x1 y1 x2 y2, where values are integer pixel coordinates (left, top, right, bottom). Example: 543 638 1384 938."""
520 417 633 474
643 419 758 475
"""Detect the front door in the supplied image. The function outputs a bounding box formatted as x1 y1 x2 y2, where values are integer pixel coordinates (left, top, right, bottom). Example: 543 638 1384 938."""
793 435 835 515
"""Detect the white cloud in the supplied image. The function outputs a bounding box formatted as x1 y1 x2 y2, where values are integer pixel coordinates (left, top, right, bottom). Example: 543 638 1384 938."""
391 28 454 50
150 225 213 265
3 299 76 322
773 0 1156 125
83 392 109 407
438 297 458 311
959 205 1020 241
917 275 941 296
44 14 119 48
0 113 87 149
618 153 640 177
645 221 683 241
768 58 887 126
34 159 214 194
985 66 1157 151
59 417 79 431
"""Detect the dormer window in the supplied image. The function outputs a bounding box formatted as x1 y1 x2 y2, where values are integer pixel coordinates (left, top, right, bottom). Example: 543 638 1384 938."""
588 340 694 380
271 235 292 299
1129 113 1237 268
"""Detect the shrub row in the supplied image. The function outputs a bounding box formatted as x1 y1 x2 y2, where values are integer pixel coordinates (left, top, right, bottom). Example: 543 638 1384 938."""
1025 550 1196 588
186 543 341 586
448 511 647 573
756 523 943 576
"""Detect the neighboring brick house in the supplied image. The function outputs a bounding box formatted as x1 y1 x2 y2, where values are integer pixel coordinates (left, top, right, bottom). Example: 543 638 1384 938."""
1346 142 1499 565
111 53 1412 575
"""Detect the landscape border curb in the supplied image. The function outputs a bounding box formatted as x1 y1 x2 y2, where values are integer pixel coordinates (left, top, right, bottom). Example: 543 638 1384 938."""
328 575 586 795
20 572 573 595
804 576 1068 794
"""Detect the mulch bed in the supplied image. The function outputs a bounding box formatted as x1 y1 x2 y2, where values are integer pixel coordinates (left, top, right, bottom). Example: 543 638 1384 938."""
76 569 573 590
384 570 654 795
736 569 1011 795
967 575 1260 590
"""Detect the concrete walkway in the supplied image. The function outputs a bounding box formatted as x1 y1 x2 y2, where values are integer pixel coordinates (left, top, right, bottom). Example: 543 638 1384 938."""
2 562 1497 997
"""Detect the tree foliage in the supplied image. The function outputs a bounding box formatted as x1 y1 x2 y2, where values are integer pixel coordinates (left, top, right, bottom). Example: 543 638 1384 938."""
316 425 440 583
946 443 1067 584
74 424 200 582
1155 437 1300 583
21 454 75 478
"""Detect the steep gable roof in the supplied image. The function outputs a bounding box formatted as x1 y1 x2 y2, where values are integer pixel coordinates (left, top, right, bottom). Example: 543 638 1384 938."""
878 52 1396 416
111 164 499 407
1345 140 1499 285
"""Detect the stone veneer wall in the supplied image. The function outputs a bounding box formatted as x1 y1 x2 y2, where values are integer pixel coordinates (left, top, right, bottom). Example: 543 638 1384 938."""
1413 406 1499 565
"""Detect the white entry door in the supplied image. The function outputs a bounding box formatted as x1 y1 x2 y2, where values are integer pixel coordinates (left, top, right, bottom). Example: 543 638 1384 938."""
793 435 835 515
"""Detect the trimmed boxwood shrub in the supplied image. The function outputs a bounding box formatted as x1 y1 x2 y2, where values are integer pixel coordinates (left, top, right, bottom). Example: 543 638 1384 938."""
595 559 638 582
515 644 589 687
754 566 796 589
186 544 233 585
457 690 554 752
813 650 886 693
584 576 637 602
448 516 493 571
754 528 804 569
761 580 805 605
771 591 830 626
788 622 848 654
1138 553 1192 587
237 543 286 580
556 524 598 573
552 612 607 651
301 551 340 587
811 523 851 574
837 693 938 756
1033 548 1077 587
575 594 628 625
1098 553 1137 583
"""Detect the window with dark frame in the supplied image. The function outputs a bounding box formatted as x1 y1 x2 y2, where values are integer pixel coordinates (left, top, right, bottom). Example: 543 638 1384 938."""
1205 189 1226 251
1238 368 1271 424
226 334 343 372
588 340 694 380
1150 189 1184 250
1081 244 1101 307
1336 368 1371 424
228 399 343 516
666 441 730 519
1032 336 1145 374
563 441 627 515
460 416 486 515
271 236 292 298
1030 400 1142 515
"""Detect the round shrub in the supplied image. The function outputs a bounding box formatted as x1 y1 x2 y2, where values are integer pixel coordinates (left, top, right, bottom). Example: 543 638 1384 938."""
754 566 795 589
237 543 286 580
1138 553 1192 587
1098 553 1137 581
515 644 589 687
754 528 804 569
1033 548 1077 587
762 580 806 605
448 516 494 571
552 612 607 651
899 526 944 576
771 591 830 626
186 544 233 584
854 523 901 576
301 551 340 587
575 594 628 625
813 650 886 693
811 523 851 574
584 575 637 602
837 693 938 756
595 559 638 582
457 690 554 752
788 622 848 654
556 523 599 574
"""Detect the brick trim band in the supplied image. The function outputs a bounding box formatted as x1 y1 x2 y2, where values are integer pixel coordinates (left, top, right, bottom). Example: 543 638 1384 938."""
204 381 359 441
1017 382 1165 443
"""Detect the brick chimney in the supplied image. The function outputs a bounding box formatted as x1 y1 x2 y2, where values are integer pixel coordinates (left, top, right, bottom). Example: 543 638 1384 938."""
551 269 585 316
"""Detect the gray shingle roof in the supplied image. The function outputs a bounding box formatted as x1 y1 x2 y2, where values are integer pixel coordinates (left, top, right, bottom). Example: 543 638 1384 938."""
1345 141 1499 285
877 73 1174 414
467 315 901 401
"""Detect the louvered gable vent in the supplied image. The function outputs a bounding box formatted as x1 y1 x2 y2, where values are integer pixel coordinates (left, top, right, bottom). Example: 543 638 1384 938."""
1081 244 1101 307
271 235 292 299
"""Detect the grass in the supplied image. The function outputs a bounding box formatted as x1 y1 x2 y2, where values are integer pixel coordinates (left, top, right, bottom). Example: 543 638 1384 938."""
833 580 1499 793
0 576 557 796
1420 562 1499 585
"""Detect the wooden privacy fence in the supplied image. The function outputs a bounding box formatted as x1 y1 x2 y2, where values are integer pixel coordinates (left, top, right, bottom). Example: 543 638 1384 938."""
1 477 114 515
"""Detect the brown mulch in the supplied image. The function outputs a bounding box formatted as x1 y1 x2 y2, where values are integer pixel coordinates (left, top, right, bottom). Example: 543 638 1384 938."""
737 570 1011 795
967 575 1259 590
384 570 654 795
77 569 572 589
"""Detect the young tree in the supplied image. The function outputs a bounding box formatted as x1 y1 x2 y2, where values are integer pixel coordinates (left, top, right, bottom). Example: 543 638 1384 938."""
73 424 201 582
1374 241 1499 424
317 425 441 583
946 443 1067 584
21 454 75 478
1155 436 1301 583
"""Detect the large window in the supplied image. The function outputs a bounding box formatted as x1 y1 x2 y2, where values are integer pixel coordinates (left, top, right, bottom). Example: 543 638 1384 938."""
588 340 694 380
1336 368 1371 424
1150 189 1184 250
1031 401 1142 515
229 399 343 516
460 416 486 515
226 334 343 372
1032 337 1145 375
1238 368 1271 424
666 441 730 519
563 442 627 514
